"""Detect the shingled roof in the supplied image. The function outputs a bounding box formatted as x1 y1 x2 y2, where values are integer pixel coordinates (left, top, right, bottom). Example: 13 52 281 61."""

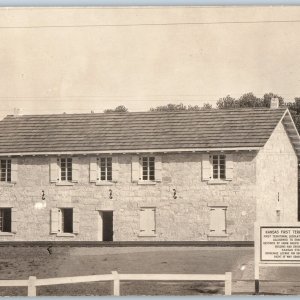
0 107 294 155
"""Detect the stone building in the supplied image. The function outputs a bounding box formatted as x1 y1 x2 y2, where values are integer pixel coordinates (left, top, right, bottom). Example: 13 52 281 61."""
0 106 298 242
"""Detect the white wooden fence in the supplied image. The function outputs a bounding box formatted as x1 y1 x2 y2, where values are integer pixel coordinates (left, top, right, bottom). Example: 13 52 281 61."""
0 271 232 296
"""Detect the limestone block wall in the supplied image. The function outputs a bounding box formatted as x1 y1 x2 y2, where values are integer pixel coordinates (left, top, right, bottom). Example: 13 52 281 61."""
256 121 298 223
0 152 256 241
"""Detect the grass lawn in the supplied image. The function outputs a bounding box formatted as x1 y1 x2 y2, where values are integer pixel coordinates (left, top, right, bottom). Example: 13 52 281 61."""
0 246 299 296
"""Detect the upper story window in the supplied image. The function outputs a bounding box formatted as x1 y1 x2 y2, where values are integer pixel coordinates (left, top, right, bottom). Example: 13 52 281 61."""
141 157 155 181
0 159 11 182
131 155 162 183
212 154 226 180
50 157 79 184
60 158 72 181
202 153 233 182
99 157 112 181
89 156 118 184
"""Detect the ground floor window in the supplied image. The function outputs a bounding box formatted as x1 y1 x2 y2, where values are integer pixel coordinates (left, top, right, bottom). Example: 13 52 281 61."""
209 206 227 235
59 208 73 233
51 207 79 235
139 207 156 236
0 208 11 232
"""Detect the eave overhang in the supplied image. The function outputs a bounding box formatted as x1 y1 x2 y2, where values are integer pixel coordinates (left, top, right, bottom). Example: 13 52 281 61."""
0 147 261 157
281 109 300 159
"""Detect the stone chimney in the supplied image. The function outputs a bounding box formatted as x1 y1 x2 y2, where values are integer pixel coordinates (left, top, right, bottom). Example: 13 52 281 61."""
13 108 21 117
270 97 279 109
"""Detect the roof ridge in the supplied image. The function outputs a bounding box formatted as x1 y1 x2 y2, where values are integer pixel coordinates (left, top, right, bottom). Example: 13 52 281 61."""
4 107 287 118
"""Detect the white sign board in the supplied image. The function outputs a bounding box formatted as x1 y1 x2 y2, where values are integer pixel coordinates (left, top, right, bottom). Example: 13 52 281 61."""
255 223 300 294
261 226 300 261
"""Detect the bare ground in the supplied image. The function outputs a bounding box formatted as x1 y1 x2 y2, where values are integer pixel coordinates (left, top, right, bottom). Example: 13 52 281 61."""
0 246 299 296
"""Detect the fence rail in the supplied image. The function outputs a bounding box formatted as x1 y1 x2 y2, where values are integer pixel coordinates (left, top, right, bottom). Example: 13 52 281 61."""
0 271 232 296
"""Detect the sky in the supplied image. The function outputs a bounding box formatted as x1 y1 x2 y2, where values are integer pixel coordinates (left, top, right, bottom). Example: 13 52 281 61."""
0 6 300 119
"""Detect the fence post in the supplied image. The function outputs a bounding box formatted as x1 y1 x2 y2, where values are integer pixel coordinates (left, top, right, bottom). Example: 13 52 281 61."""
28 276 37 297
112 271 120 296
224 272 232 295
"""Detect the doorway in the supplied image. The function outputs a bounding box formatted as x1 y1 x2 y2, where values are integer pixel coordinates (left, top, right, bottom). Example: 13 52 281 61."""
98 211 113 241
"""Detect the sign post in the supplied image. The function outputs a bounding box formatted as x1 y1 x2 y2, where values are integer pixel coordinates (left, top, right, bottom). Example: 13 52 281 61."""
254 222 300 294
254 222 260 294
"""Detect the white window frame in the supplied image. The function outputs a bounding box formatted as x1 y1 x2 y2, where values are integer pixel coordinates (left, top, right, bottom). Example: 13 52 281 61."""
212 154 226 180
58 208 73 234
98 157 112 182
0 159 11 182
58 157 73 182
140 156 155 181
0 208 11 233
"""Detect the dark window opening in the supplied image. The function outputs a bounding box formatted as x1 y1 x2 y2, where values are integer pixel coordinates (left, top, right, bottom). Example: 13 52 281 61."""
0 208 11 232
61 208 73 233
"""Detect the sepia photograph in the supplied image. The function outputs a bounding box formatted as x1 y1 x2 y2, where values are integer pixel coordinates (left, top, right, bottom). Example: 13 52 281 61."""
0 4 300 296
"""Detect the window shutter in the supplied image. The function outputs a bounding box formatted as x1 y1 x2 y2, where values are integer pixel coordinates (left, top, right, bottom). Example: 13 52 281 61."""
11 207 18 233
148 208 156 234
112 156 119 182
209 207 226 234
131 155 140 182
202 154 212 181
50 157 59 183
51 208 59 234
89 157 98 183
11 158 18 183
73 207 80 234
154 155 162 182
140 209 147 232
140 208 156 235
225 154 233 181
72 157 79 183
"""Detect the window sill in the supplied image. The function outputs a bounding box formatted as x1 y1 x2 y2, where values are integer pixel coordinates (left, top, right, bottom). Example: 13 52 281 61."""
208 203 228 208
0 182 15 187
0 232 14 236
56 233 75 237
137 181 157 185
208 233 229 237
96 181 114 186
207 180 229 185
138 233 157 237
55 182 74 186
